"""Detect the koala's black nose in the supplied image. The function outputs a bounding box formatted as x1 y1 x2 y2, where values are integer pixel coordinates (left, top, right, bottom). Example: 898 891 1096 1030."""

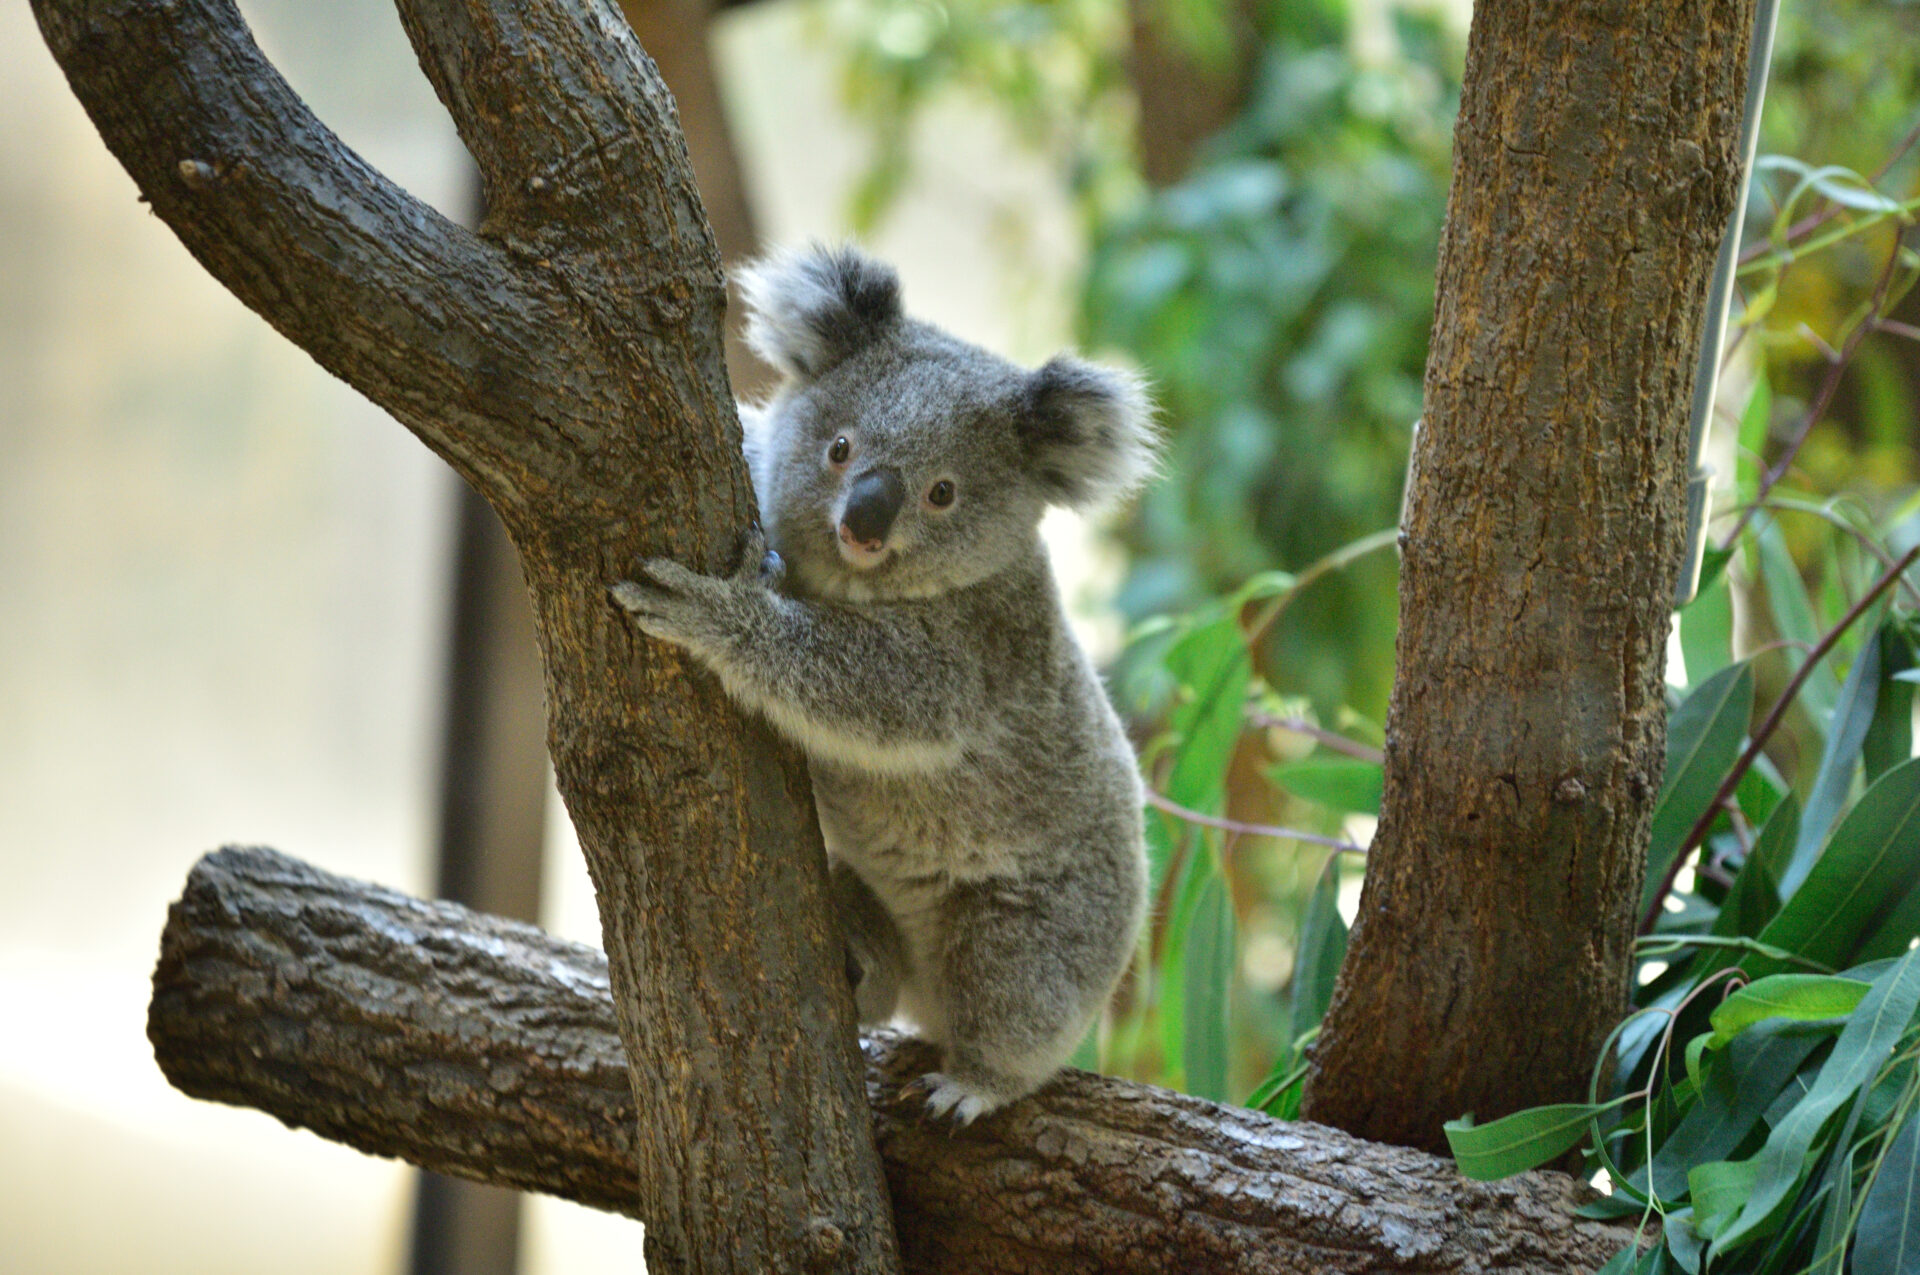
841 467 906 548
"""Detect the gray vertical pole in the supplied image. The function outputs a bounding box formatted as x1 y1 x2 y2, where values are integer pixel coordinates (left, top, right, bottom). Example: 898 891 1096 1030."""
1675 0 1783 603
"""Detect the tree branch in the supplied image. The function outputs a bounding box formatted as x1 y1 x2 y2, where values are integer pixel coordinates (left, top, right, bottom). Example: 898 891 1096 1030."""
152 847 1633 1275
34 0 896 1268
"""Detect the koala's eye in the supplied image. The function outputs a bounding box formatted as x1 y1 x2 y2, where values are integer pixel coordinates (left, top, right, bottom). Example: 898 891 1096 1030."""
927 479 957 509
828 436 851 465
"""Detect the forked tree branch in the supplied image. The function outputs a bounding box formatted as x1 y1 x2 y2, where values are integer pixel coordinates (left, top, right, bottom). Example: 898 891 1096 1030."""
32 0 895 1268
152 848 1635 1275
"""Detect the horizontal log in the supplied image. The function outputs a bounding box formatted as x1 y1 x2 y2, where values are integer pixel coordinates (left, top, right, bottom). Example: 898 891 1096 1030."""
149 847 1634 1273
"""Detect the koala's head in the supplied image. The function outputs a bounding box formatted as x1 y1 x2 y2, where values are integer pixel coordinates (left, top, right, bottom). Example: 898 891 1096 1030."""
737 245 1155 602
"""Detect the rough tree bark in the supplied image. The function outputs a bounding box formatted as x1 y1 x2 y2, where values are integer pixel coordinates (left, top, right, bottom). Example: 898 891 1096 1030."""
29 0 897 1269
150 847 1635 1274
1302 0 1759 1151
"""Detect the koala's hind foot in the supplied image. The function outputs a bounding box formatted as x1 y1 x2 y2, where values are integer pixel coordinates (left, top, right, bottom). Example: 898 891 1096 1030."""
917 1051 1041 1126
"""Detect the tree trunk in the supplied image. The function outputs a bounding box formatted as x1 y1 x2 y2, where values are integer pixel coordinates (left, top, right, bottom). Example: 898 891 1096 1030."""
150 846 1637 1275
29 0 898 1268
1301 0 1758 1151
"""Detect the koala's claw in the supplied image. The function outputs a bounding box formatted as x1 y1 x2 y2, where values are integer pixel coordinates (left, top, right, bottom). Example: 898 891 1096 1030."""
919 1073 996 1126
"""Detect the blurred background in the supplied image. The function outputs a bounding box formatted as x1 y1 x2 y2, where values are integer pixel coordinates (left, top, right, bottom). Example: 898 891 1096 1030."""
4 0 1917 1269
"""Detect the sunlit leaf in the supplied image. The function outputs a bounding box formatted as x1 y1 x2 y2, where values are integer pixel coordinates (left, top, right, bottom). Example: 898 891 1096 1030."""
1706 974 1871 1048
1445 1100 1626 1180
1182 870 1234 1102
1267 756 1383 815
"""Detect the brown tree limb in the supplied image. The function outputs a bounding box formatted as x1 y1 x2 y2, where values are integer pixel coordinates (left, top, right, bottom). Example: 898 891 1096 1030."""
32 0 897 1268
152 847 1636 1275
1302 0 1762 1151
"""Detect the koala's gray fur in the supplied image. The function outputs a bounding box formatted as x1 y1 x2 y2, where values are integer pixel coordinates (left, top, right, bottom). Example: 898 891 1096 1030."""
613 244 1154 1123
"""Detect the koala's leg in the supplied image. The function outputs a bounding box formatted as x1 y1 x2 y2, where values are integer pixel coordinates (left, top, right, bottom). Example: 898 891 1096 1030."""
831 861 906 1025
919 880 1118 1124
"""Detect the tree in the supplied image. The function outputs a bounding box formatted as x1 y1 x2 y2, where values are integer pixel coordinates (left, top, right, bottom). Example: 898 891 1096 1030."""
30 0 896 1269
31 0 1768 1266
1302 0 1762 1149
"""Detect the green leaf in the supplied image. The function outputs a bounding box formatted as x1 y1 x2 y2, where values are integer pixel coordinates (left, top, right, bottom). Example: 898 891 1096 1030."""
1156 840 1213 1082
1691 1157 1763 1237
1854 877 1920 965
1856 1113 1920 1275
1707 974 1871 1048
1638 1020 1825 1204
1757 515 1840 731
1681 565 1736 686
1445 1100 1625 1180
1737 368 1772 507
1267 756 1383 815
1182 869 1234 1102
1710 950 1920 1257
1664 1208 1707 1274
1643 663 1755 917
1750 758 1920 978
1290 856 1348 1043
1708 795 1797 953
1864 622 1917 785
1162 615 1253 815
1788 629 1887 896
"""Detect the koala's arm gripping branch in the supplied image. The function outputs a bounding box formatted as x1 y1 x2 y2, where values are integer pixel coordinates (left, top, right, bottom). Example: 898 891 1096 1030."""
707 592 987 770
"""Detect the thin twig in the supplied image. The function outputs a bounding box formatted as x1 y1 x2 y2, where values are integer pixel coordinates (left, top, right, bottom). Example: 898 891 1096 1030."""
1736 117 1920 268
1879 318 1920 344
1638 543 1920 935
1719 229 1913 551
1247 712 1385 764
1145 790 1367 855
1242 528 1400 648
1736 496 1920 607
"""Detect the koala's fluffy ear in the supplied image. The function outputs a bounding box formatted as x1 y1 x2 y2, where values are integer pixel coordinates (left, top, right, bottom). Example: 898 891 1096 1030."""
738 245 903 381
1023 356 1158 512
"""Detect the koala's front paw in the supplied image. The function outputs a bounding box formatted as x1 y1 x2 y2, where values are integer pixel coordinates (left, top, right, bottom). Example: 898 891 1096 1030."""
609 557 714 649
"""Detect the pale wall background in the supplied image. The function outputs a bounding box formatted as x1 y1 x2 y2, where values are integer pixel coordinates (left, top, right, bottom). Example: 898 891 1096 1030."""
0 0 1077 1269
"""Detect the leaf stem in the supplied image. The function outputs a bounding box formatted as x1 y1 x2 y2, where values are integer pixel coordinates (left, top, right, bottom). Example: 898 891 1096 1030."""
1247 712 1385 764
1144 790 1367 855
1638 543 1920 935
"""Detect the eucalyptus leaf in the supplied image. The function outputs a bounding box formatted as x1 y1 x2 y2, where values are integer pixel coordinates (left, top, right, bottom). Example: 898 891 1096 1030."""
1757 515 1840 731
1445 1100 1625 1180
1268 756 1383 816
1855 1112 1920 1275
1290 856 1348 1043
1162 615 1253 815
1706 795 1797 960
1182 869 1234 1101
1707 975 1871 1048
1711 950 1920 1257
1638 1019 1826 1204
1864 622 1918 785
1644 663 1755 917
1788 630 1887 895
1681 567 1736 686
1749 759 1920 979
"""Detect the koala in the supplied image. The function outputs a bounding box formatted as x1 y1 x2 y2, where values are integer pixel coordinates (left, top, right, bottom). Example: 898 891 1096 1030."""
612 245 1154 1123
